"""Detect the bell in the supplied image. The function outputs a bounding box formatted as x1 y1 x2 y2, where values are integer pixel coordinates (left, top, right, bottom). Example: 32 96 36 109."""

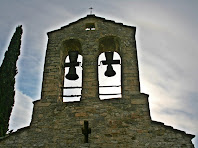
104 52 116 77
65 51 79 80
66 66 79 80
105 65 116 77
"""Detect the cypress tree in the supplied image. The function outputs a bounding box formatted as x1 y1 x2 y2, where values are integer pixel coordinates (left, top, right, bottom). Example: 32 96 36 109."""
0 25 23 137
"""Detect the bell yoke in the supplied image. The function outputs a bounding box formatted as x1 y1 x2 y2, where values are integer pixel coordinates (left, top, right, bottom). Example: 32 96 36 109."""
65 51 120 80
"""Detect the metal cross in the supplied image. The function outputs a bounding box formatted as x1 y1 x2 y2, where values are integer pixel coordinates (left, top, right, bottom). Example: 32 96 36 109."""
82 120 91 143
89 7 93 14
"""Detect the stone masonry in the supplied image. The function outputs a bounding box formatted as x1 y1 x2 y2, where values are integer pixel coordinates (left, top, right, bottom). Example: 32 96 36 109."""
0 15 195 147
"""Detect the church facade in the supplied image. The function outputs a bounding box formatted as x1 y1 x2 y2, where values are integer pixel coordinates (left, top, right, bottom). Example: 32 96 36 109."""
0 15 195 147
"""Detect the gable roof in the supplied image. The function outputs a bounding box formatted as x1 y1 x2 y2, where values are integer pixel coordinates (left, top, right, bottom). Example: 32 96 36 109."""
47 14 135 34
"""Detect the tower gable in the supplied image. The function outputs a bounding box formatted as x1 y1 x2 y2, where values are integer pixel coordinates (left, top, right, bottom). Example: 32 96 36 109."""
42 14 140 103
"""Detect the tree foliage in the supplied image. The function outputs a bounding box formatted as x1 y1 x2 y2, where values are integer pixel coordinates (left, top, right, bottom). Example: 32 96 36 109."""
0 25 23 137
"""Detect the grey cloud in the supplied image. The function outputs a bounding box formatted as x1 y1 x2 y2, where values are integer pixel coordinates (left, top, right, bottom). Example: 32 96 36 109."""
0 0 197 147
9 90 33 131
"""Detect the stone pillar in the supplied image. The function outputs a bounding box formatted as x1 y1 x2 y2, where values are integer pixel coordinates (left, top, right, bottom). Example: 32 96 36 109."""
81 38 99 100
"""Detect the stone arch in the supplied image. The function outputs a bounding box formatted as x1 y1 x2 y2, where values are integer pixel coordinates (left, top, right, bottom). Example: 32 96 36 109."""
59 39 83 102
61 39 82 60
98 36 122 100
98 36 120 54
59 38 82 69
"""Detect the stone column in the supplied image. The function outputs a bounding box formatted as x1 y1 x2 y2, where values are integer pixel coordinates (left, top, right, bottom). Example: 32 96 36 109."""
81 38 99 100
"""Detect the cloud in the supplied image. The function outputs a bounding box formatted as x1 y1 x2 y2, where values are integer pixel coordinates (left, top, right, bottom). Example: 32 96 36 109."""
1 0 197 147
9 90 34 132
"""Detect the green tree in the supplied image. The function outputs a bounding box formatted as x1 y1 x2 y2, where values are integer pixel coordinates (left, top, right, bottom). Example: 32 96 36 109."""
0 25 23 137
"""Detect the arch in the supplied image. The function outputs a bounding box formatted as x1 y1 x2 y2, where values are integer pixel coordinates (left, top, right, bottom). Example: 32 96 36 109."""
98 51 122 100
63 54 83 102
61 39 82 56
60 39 83 102
59 38 82 68
98 36 120 54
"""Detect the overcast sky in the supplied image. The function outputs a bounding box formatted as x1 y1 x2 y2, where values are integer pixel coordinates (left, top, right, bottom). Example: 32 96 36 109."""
0 0 197 146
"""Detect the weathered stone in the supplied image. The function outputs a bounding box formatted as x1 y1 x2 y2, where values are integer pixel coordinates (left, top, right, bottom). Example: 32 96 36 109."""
0 15 195 147
75 112 87 117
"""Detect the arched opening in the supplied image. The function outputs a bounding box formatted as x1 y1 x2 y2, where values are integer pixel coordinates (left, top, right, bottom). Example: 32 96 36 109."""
61 39 83 102
98 36 121 100
98 36 120 53
63 53 83 102
98 52 121 100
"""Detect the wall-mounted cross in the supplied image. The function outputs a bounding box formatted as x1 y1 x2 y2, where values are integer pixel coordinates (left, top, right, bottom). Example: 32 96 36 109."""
82 120 91 143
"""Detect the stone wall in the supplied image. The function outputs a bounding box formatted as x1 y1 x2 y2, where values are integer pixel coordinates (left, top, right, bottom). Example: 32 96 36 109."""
0 15 194 147
0 93 194 147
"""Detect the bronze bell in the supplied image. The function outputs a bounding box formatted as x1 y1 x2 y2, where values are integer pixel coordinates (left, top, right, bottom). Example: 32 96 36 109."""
104 52 116 77
105 65 116 77
66 66 79 80
65 51 80 80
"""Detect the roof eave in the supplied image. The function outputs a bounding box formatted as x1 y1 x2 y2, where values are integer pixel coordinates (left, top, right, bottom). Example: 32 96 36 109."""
47 14 136 35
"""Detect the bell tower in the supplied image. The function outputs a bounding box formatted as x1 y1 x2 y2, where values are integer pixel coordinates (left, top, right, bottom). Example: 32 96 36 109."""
0 15 194 147
41 14 140 103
